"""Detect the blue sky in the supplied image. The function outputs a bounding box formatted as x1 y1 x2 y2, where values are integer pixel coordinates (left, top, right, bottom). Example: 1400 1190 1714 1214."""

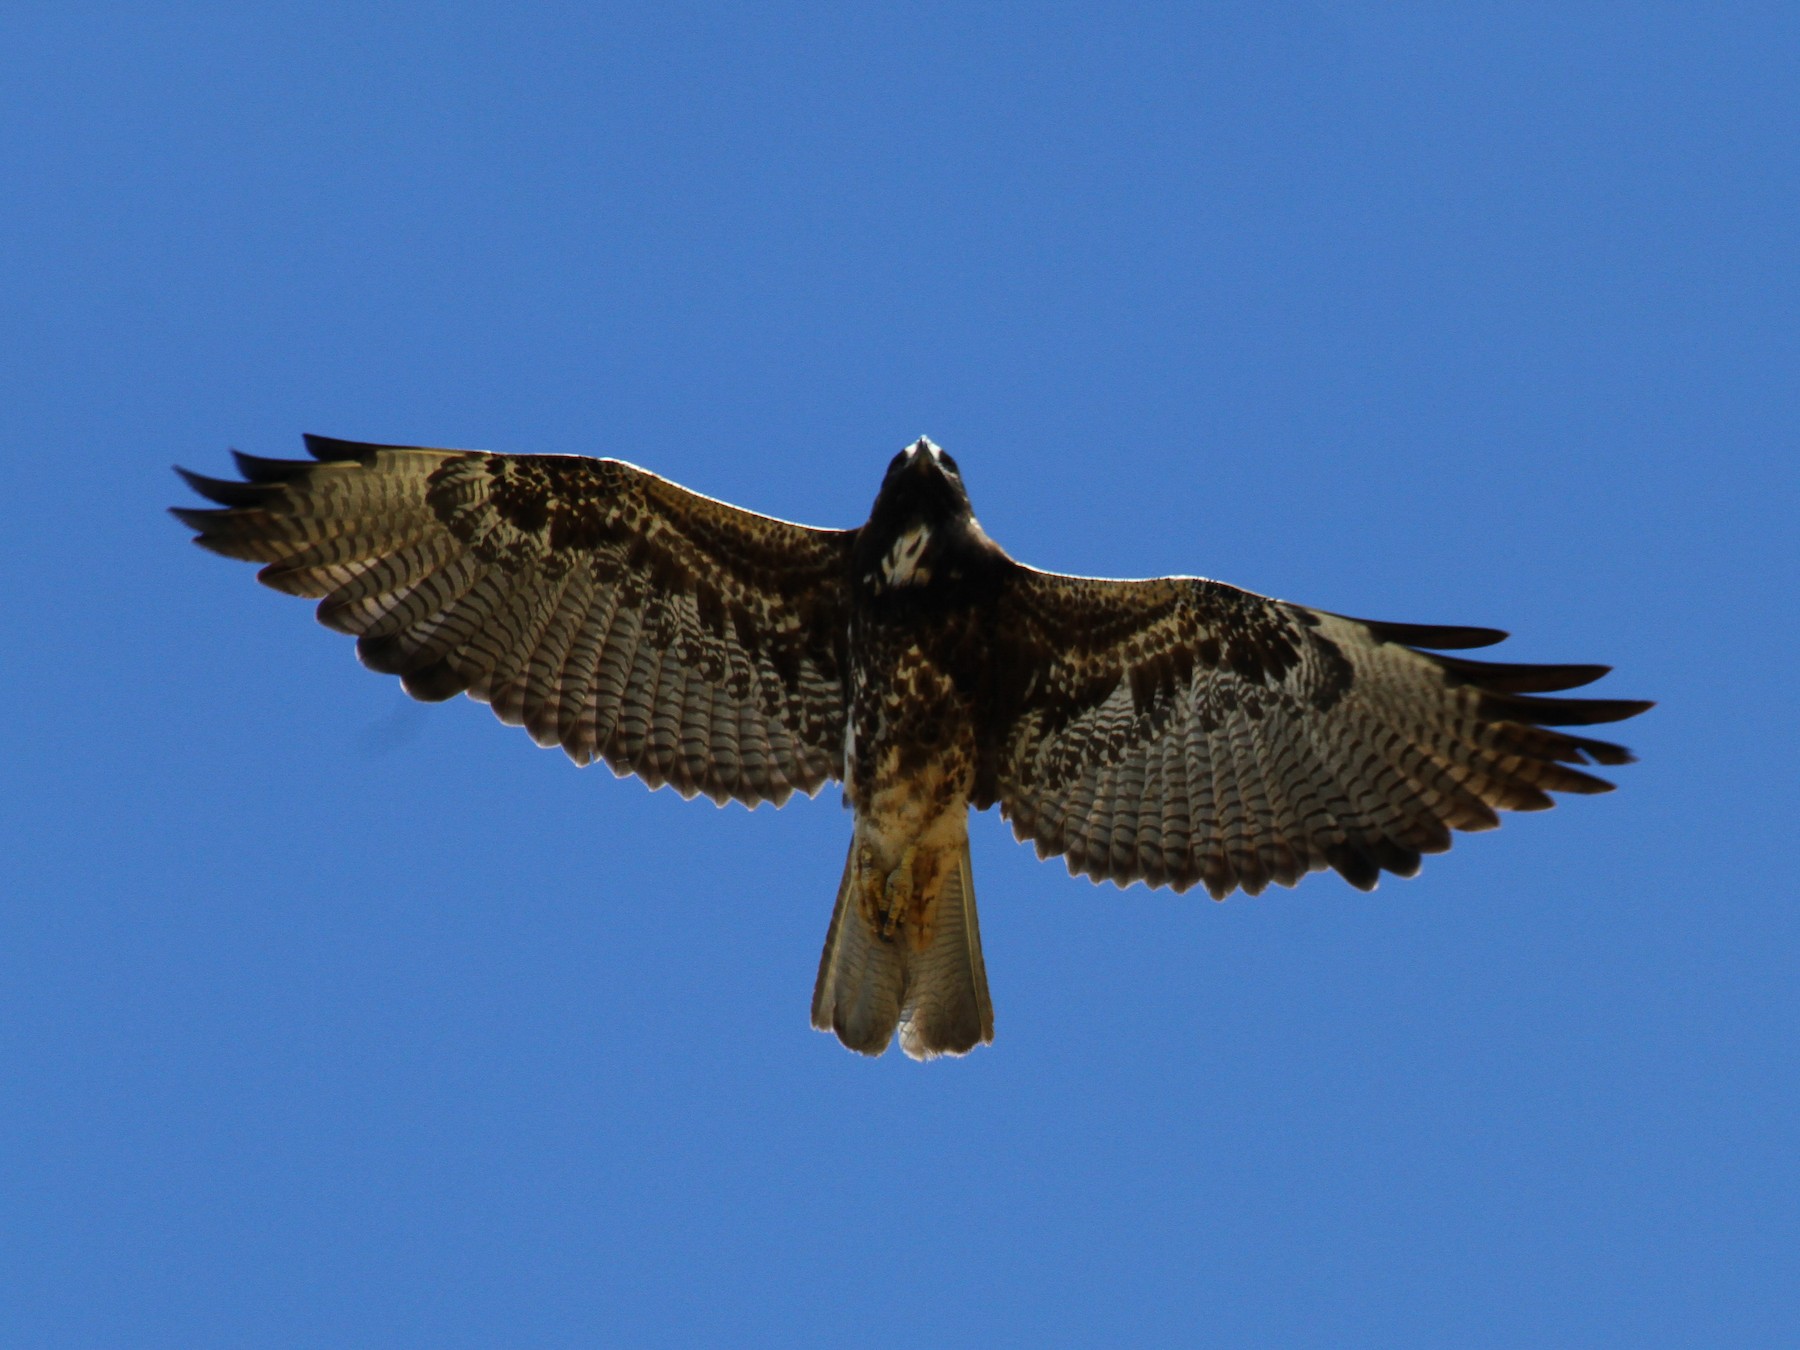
4 4 1796 1345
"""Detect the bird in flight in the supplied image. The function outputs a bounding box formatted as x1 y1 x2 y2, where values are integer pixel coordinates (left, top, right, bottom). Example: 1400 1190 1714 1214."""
175 436 1649 1059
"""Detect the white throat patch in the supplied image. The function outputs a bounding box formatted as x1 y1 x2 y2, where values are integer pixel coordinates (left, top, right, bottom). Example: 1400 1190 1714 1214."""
880 523 933 588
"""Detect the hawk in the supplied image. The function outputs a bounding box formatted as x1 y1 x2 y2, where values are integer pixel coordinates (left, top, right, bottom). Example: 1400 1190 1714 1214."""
174 436 1650 1059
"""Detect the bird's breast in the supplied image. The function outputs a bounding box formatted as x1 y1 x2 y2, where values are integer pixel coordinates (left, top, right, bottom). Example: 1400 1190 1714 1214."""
844 640 978 827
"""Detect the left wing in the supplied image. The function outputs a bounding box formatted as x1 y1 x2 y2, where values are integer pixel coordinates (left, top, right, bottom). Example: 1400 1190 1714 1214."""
985 566 1650 897
174 435 856 806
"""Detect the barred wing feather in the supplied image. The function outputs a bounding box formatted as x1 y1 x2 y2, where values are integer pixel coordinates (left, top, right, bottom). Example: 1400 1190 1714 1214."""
174 436 856 806
988 567 1650 898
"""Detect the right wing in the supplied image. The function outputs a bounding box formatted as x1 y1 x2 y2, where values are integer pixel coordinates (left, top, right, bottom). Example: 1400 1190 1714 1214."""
174 435 857 806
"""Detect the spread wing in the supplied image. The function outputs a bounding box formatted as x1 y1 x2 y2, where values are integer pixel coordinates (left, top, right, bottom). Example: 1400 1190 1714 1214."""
987 566 1651 897
174 435 856 806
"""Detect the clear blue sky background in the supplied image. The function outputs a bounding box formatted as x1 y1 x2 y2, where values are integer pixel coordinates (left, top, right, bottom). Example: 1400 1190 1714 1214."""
4 5 1796 1346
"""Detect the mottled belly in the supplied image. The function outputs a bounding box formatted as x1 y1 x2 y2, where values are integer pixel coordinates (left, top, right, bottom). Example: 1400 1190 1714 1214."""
846 645 977 946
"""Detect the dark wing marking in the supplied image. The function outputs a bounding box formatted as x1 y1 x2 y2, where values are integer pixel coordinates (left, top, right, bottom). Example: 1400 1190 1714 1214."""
175 435 856 806
986 566 1650 897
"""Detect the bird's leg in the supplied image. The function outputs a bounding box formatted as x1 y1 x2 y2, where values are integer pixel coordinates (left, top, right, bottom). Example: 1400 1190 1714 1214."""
880 843 918 940
856 838 888 933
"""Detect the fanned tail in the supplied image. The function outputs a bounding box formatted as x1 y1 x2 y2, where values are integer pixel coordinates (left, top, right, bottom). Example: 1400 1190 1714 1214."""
811 823 995 1060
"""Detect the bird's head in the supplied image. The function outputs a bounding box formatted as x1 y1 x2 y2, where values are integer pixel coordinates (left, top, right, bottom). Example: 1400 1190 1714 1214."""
875 436 969 515
858 437 997 598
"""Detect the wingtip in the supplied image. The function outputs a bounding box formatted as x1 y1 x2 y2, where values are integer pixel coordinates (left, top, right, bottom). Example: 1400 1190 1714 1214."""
303 433 416 462
172 465 272 508
303 433 369 462
168 503 215 531
1354 616 1511 650
1482 692 1655 728
231 449 314 483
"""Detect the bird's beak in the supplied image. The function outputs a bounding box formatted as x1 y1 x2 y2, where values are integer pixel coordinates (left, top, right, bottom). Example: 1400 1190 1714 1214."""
906 440 940 476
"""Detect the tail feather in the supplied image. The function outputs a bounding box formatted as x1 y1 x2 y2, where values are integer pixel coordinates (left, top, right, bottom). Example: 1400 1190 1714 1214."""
898 837 993 1059
811 825 995 1060
811 837 907 1054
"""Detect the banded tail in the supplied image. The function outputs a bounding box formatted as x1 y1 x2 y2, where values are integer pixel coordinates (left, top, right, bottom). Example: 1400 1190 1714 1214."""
811 822 995 1059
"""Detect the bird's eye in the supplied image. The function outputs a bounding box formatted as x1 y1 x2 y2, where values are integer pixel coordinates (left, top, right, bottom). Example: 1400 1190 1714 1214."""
888 451 908 473
939 453 960 476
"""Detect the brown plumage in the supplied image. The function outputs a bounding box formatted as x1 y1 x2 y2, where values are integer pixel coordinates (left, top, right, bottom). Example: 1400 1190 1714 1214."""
175 434 1650 1059
176 436 852 805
